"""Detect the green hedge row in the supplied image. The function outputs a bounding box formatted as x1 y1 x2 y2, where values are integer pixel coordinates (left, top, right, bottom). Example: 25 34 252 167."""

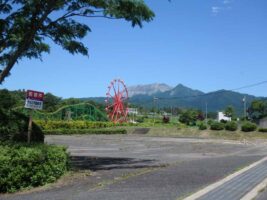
210 122 225 130
43 128 127 135
35 120 129 130
241 122 257 132
0 110 44 143
0 143 68 193
258 128 267 133
208 121 258 132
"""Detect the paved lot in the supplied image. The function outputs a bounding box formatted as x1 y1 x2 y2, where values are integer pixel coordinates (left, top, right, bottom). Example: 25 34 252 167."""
2 135 267 200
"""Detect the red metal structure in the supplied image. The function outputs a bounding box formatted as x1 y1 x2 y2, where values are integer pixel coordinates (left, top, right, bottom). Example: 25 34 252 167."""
105 79 129 123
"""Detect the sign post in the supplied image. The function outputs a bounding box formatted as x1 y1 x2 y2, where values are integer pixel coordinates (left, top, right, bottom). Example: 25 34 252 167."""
25 90 44 143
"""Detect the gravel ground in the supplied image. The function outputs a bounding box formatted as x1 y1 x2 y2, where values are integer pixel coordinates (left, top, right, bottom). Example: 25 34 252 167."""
1 134 267 200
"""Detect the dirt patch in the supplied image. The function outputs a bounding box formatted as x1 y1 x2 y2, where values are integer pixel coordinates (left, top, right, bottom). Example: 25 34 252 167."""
132 128 150 134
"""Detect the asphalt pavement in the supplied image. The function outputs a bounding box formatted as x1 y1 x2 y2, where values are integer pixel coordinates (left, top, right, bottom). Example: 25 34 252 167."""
1 135 267 200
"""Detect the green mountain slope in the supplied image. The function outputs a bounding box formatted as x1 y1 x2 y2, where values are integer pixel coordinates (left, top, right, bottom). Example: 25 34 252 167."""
83 84 266 116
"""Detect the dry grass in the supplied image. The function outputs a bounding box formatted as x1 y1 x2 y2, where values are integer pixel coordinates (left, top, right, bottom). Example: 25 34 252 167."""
124 126 267 141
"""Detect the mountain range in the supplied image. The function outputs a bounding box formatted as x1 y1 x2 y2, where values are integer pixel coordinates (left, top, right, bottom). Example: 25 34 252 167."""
85 83 266 115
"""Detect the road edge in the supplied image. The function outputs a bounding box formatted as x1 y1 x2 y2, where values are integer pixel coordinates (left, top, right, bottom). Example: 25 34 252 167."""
183 156 267 200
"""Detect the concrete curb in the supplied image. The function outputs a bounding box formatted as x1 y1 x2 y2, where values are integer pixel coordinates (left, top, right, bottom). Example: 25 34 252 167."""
183 156 267 200
240 176 267 200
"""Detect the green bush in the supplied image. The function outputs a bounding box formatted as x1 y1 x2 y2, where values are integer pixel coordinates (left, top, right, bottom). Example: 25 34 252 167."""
43 128 127 135
258 128 267 133
0 110 44 143
207 119 213 126
210 121 225 130
241 122 257 132
225 121 238 131
35 120 127 130
162 116 170 123
197 122 207 130
0 143 68 193
136 117 145 123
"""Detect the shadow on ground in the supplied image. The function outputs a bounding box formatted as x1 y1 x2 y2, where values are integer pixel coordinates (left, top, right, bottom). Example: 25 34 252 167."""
70 156 158 171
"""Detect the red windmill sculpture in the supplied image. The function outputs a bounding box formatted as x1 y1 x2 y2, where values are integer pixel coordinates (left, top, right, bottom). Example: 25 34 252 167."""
105 79 129 123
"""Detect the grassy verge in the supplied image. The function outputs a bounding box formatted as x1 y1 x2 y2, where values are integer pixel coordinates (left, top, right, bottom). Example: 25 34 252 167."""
124 126 267 141
0 142 68 193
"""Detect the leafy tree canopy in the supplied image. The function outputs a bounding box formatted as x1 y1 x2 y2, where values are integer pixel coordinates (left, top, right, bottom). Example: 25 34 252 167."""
0 0 155 83
0 89 16 110
179 109 204 126
248 100 267 120
43 92 62 112
224 105 235 118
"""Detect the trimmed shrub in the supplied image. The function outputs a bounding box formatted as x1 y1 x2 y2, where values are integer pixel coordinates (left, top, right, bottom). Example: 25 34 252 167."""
0 110 44 143
241 122 257 132
207 119 213 126
162 116 170 123
197 122 207 130
210 121 225 130
136 117 144 123
225 121 238 131
0 143 68 193
43 128 127 135
258 128 267 133
35 120 127 130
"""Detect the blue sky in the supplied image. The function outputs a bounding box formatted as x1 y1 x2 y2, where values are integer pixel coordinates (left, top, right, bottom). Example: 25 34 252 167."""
1 0 267 98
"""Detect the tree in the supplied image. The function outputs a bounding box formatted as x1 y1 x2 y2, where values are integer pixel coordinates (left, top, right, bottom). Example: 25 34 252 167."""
0 89 16 110
248 100 267 120
224 105 235 118
43 93 62 112
179 109 203 126
0 0 155 83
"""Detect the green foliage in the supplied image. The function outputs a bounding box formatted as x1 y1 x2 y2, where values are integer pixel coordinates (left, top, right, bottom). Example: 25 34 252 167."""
224 105 235 118
0 110 44 143
210 121 225 130
0 0 154 83
241 122 257 132
179 109 203 126
225 121 238 131
35 120 123 130
0 143 68 193
0 89 17 110
44 128 127 135
197 122 207 130
136 116 145 123
258 128 267 133
248 100 267 120
43 93 62 112
162 116 170 123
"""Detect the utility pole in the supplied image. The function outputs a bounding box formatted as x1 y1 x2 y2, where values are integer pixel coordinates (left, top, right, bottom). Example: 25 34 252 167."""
153 97 158 125
243 96 247 120
205 102 208 125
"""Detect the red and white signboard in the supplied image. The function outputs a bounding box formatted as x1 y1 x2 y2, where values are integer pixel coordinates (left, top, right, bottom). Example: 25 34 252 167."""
25 90 44 110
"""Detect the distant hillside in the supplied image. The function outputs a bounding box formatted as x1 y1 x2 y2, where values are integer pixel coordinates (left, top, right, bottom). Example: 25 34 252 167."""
82 83 266 116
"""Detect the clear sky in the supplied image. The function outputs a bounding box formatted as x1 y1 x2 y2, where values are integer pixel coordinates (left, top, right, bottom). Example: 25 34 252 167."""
1 0 267 98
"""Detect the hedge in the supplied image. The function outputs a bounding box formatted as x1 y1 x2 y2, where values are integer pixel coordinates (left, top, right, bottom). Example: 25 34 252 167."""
35 120 128 130
210 121 225 130
43 128 127 135
258 128 267 133
198 122 207 130
0 110 44 143
0 143 68 193
225 121 238 131
241 122 257 132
